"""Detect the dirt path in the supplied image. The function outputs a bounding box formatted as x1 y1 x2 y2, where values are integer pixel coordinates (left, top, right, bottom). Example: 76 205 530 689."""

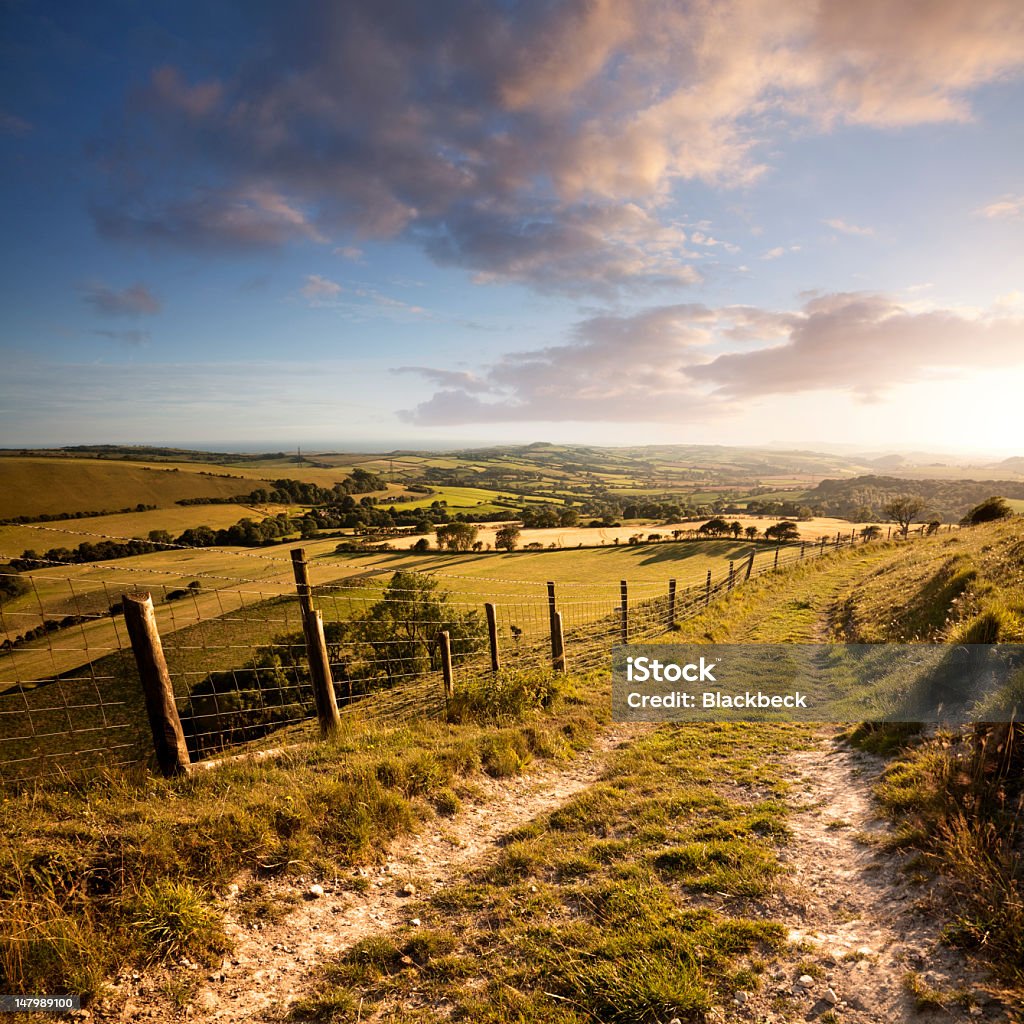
739 732 1016 1023
105 722 649 1023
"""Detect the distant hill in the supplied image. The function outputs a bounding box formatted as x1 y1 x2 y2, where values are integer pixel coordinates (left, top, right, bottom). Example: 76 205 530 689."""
804 475 1024 522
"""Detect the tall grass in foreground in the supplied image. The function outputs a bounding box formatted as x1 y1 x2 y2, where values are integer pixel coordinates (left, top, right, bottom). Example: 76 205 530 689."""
860 723 1024 983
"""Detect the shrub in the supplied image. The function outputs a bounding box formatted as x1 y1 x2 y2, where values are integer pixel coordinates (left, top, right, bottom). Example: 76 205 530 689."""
961 496 1014 526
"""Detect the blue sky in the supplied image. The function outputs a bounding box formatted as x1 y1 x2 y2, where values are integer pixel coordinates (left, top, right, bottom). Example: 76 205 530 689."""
1 0 1022 453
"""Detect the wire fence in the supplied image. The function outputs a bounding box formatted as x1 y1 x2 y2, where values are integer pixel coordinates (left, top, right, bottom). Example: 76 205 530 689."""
0 527 929 785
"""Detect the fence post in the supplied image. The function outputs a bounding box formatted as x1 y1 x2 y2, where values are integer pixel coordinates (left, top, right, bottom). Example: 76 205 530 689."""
667 578 677 630
774 546 780 570
705 569 712 607
122 593 190 777
620 580 629 644
485 602 500 674
439 629 454 702
290 548 342 738
800 541 805 559
727 560 735 590
745 550 755 581
305 609 342 738
551 611 566 673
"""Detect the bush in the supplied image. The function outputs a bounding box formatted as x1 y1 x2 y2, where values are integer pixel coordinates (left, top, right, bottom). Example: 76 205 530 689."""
447 669 563 724
961 496 1014 526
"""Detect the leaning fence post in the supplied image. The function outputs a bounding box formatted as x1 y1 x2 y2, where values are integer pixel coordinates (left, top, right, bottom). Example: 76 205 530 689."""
290 548 341 738
705 569 712 607
122 593 190 777
667 579 677 630
551 611 566 673
305 609 342 738
485 602 500 674
620 580 629 644
745 550 755 580
439 629 454 702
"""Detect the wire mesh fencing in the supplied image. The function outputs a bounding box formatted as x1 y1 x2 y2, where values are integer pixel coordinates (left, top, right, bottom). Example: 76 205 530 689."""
0 528 911 785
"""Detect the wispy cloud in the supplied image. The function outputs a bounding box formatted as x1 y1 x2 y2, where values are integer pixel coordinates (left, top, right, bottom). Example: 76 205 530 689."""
81 282 161 316
823 218 875 237
301 274 343 302
975 194 1024 220
760 245 801 260
91 329 151 346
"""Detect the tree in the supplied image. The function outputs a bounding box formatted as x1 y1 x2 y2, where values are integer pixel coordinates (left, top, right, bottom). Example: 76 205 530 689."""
764 521 799 542
495 524 521 551
730 520 742 538
435 522 478 551
961 496 1014 526
412 537 430 552
327 572 482 687
698 516 730 537
859 524 882 541
0 566 29 604
882 496 927 538
744 526 759 540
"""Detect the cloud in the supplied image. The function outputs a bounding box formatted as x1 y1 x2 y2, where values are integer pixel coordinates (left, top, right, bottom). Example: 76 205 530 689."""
91 329 151 346
399 293 1024 423
81 282 162 316
94 186 326 250
334 246 364 261
88 0 1024 295
301 274 343 301
759 245 800 260
392 367 490 392
823 218 875 237
976 194 1024 220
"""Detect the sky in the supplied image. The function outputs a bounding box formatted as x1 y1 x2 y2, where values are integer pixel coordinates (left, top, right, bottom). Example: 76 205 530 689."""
1 0 1022 454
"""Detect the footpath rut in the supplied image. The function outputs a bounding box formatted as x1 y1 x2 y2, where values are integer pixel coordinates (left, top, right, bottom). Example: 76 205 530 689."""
107 723 648 1023
739 732 1017 1023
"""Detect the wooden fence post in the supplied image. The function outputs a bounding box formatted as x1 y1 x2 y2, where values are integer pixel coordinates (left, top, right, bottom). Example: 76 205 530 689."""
727 561 735 590
774 546 780 570
290 548 342 738
800 542 805 559
745 550 755 581
547 581 557 632
620 580 629 644
485 602 500 674
122 593 190 777
551 611 566 673
705 569 712 607
667 578 677 630
439 630 454 702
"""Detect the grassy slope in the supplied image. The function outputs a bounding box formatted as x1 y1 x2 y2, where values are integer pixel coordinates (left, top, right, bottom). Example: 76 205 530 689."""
0 458 260 519
0 502 298 557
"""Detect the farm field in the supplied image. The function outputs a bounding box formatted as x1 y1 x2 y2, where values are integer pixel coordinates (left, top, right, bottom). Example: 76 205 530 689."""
0 502 300 557
349 515 903 552
0 456 255 518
